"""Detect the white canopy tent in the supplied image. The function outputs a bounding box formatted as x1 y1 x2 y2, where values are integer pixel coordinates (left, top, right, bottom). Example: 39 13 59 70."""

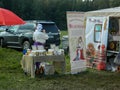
85 7 120 17
84 7 120 70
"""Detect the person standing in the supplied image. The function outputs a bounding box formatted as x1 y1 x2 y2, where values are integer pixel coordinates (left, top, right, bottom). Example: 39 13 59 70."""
33 23 49 50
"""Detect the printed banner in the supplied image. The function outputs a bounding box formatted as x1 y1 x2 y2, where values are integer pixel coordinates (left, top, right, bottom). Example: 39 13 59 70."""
85 17 109 69
67 12 86 74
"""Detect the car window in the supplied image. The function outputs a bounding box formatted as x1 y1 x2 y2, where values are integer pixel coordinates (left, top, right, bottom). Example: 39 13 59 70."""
8 25 19 33
19 23 35 31
42 24 58 33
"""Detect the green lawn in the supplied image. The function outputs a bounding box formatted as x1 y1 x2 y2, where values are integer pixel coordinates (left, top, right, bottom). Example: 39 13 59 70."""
0 48 120 90
0 31 120 90
60 30 68 37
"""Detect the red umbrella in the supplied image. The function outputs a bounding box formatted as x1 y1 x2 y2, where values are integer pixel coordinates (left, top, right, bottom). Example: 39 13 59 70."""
0 8 25 25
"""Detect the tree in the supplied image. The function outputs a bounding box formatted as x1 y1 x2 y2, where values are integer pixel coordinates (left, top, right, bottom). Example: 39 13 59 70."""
93 0 110 10
0 0 120 30
109 0 120 7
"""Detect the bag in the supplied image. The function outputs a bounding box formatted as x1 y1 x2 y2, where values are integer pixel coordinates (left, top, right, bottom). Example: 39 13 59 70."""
97 61 106 70
35 66 44 76
114 52 120 65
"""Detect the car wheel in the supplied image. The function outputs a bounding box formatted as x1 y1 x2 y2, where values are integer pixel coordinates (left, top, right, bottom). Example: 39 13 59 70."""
0 39 4 47
23 41 30 49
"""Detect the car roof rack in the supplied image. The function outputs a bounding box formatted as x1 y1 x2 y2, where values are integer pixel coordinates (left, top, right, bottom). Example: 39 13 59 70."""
25 20 55 24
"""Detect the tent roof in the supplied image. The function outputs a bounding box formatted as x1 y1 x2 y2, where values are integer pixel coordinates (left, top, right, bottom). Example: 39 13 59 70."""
85 7 120 17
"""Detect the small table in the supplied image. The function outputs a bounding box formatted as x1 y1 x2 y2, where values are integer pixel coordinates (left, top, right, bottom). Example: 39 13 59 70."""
21 55 66 78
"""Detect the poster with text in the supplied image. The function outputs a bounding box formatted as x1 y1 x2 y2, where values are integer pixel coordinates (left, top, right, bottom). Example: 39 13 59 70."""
67 12 86 74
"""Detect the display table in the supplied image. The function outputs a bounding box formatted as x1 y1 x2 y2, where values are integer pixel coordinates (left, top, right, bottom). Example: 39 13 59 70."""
21 55 66 78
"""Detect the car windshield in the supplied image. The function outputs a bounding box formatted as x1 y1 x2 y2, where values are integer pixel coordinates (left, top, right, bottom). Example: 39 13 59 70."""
8 25 19 33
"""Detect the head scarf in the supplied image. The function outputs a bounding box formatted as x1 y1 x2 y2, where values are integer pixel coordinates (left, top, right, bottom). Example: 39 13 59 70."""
36 24 43 32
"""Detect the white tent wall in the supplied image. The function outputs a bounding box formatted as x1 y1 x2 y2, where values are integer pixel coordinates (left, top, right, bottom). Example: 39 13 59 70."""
85 7 120 39
84 7 120 70
84 6 120 52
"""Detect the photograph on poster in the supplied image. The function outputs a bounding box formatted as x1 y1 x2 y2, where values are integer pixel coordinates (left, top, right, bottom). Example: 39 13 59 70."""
73 36 84 61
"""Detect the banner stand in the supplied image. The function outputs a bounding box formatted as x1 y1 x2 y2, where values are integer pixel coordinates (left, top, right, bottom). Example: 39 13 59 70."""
67 12 86 74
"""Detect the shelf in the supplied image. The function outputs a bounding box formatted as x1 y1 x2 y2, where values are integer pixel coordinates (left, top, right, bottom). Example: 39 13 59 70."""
113 36 120 41
107 50 119 54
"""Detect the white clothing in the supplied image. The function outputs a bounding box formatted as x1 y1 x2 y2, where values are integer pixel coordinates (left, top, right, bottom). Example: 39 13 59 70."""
77 42 83 49
33 30 49 44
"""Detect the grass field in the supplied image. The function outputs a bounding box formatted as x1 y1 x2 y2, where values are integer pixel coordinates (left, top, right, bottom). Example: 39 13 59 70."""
0 48 120 90
0 31 120 90
60 30 68 36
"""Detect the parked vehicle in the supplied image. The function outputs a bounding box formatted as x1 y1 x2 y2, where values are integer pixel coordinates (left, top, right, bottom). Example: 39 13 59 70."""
0 20 61 49
61 35 69 54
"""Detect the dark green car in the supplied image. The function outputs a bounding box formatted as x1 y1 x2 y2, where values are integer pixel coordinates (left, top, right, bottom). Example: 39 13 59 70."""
0 21 61 49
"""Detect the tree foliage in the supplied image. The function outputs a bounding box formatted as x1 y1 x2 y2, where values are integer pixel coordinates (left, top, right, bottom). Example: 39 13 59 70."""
0 0 120 30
